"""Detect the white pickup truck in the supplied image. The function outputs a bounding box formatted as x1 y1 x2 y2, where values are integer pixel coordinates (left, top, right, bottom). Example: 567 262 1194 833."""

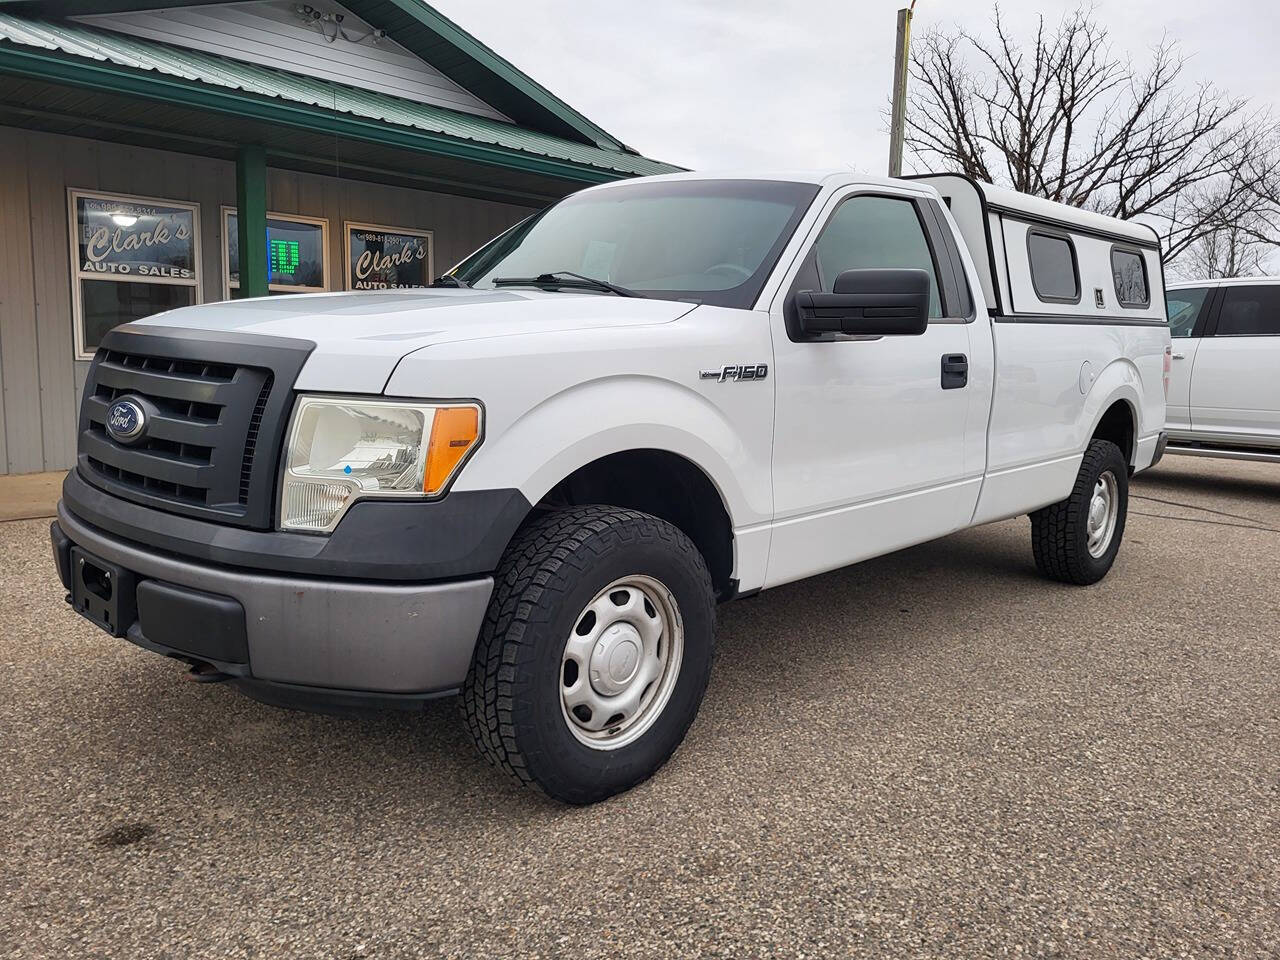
51 171 1170 803
1164 277 1280 460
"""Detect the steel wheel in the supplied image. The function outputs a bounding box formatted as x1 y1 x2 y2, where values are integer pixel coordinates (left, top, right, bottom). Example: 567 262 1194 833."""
1086 469 1119 558
1031 439 1128 586
560 574 684 751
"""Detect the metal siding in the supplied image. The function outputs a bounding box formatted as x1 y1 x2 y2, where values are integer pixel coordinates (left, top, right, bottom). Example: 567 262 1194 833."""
0 125 535 474
321 174 345 291
25 127 77 470
209 158 235 300
0 124 44 472
55 127 101 471
275 166 538 290
0 209 6 473
73 1 511 122
270 166 298 214
263 158 537 293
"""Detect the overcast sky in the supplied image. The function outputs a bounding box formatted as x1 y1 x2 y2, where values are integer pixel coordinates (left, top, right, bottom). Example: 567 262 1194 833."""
431 0 1280 176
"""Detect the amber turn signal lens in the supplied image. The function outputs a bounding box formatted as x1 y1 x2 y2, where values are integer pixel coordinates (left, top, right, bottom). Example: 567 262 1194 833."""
424 406 480 495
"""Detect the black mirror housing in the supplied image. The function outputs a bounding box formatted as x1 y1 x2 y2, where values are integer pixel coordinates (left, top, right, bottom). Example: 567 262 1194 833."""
794 268 931 337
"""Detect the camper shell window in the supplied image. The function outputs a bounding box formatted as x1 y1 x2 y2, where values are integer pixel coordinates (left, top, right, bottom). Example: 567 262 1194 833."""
1110 246 1150 308
1026 229 1081 304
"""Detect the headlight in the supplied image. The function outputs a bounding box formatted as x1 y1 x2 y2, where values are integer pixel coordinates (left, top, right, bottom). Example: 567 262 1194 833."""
279 396 481 533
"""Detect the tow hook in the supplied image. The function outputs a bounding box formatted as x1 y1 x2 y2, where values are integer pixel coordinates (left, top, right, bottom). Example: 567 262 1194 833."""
184 660 233 683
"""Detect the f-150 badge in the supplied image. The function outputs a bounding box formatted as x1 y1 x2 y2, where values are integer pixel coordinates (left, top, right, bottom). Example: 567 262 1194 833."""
700 364 768 382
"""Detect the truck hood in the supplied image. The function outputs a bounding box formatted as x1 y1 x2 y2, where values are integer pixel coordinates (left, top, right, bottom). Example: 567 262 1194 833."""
132 288 697 392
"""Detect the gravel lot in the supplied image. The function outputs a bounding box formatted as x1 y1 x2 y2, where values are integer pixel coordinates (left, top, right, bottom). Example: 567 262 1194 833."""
2 456 1278 959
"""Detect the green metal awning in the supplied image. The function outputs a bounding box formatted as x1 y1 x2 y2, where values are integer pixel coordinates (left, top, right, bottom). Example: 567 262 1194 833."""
0 13 681 184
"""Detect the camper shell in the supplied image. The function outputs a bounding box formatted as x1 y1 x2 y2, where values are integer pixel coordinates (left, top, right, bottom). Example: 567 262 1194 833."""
913 174 1166 323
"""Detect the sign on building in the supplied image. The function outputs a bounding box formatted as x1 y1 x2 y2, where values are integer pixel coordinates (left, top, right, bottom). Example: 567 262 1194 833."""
69 189 202 358
345 222 434 290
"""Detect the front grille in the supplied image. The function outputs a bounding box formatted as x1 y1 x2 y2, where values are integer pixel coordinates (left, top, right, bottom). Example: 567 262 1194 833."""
77 327 313 529
239 374 274 505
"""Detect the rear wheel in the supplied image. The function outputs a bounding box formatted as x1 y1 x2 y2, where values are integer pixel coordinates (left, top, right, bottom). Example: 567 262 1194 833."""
1030 439 1129 585
461 505 715 804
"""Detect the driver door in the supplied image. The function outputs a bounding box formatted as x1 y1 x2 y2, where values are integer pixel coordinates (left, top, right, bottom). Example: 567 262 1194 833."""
765 188 984 588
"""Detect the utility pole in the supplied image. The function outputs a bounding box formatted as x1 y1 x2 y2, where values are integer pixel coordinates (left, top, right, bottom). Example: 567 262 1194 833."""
887 1 916 177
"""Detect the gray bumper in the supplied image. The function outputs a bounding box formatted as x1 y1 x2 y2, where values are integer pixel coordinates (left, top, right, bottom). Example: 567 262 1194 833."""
56 502 492 695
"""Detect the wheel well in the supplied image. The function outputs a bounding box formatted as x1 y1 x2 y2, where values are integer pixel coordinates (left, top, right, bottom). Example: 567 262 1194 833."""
1092 400 1135 468
539 450 735 600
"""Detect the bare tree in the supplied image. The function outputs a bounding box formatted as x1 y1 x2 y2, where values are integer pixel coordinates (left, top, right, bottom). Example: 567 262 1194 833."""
1173 218 1276 280
906 5 1280 266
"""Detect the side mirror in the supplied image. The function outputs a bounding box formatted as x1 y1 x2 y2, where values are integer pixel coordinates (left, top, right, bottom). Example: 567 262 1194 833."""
793 268 931 337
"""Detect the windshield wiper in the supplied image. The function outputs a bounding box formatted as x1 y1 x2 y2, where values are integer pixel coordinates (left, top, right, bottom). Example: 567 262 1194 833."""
431 274 471 288
492 271 641 298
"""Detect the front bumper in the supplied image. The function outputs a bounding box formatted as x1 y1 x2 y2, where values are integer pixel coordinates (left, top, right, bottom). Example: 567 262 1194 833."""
53 502 493 703
61 467 529 582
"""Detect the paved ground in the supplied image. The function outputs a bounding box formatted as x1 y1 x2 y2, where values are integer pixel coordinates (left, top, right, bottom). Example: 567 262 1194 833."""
1 456 1277 959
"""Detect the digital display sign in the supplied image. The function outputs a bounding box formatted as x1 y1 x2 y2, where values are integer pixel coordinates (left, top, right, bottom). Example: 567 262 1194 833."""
270 238 301 278
225 210 326 292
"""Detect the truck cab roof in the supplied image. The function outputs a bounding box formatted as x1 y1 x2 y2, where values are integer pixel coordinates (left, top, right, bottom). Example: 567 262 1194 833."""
580 168 937 192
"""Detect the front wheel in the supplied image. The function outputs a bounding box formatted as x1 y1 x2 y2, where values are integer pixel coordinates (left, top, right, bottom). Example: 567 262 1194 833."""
461 505 715 804
1030 439 1129 585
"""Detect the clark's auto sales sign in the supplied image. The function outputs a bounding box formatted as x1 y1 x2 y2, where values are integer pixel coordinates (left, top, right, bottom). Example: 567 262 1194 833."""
347 224 433 290
76 196 196 279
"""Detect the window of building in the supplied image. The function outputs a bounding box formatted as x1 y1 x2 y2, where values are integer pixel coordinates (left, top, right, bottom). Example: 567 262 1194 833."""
813 194 942 318
345 222 433 290
1165 287 1210 338
69 189 201 359
1111 247 1150 307
222 208 328 297
1216 285 1280 336
1026 230 1080 303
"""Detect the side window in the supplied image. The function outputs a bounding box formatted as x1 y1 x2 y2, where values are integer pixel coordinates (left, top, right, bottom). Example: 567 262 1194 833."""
1111 247 1150 307
1165 287 1209 338
1027 230 1079 303
1216 286 1280 336
814 195 941 318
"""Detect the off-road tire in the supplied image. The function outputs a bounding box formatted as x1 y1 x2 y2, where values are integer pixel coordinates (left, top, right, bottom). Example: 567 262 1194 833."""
1030 439 1129 585
461 505 715 804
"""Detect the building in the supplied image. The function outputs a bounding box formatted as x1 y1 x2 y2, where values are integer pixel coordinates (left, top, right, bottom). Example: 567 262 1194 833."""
0 0 677 476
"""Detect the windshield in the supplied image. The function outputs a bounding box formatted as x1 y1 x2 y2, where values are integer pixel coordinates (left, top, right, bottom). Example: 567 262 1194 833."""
451 179 820 308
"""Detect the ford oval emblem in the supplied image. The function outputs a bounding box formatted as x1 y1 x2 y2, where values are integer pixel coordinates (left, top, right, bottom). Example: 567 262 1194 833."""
105 397 147 444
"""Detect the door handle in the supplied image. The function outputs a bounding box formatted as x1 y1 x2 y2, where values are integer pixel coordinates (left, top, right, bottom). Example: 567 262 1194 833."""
941 353 968 389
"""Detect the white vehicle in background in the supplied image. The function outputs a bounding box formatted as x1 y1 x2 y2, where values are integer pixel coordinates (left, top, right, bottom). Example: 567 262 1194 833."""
51 170 1169 804
1165 278 1280 461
